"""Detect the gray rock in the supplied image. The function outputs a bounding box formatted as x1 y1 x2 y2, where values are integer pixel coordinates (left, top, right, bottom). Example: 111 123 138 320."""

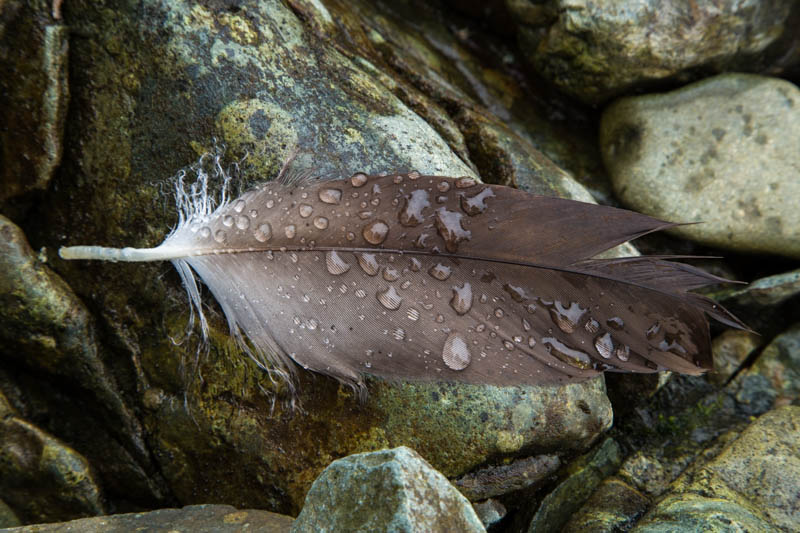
527 438 623 533
472 499 507 529
291 446 485 533
633 406 800 532
709 268 800 309
601 74 800 258
708 330 763 386
513 0 796 103
1 504 293 533
744 322 800 405
454 453 561 501
561 478 649 533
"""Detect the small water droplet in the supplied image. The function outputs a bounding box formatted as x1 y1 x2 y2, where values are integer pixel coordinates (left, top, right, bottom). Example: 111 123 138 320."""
615 344 630 361
377 286 403 310
249 209 258 218
382 267 400 281
494 308 504 318
437 180 451 193
325 251 351 275
428 263 452 281
356 253 379 275
442 332 471 370
233 199 245 213
407 307 420 321
408 170 420 180
319 188 342 204
254 223 272 242
543 337 592 369
313 216 329 230
646 322 661 340
409 258 422 271
455 177 477 188
594 333 614 359
299 204 313 218
480 294 488 304
392 328 406 340
435 314 445 323
363 220 389 245
526 303 537 314
285 225 296 238
528 336 536 348
266 199 275 208
606 317 624 330
503 340 514 350
235 215 250 230
522 318 531 331
346 232 355 241
350 172 368 187
393 175 403 184
476 323 486 332
503 283 527 302
355 289 367 298
450 282 473 315
358 210 373 220
214 229 226 243
585 318 600 334
222 215 234 227
290 252 298 263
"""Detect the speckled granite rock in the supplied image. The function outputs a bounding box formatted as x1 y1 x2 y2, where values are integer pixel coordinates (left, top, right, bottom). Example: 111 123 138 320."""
512 0 796 103
632 406 800 532
291 447 485 533
601 74 800 258
1 504 293 533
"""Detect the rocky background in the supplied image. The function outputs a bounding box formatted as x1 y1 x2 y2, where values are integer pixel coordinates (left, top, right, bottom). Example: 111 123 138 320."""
1 0 798 531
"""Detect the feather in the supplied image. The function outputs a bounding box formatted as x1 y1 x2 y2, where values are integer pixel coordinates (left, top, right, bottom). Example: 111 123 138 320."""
59 167 748 394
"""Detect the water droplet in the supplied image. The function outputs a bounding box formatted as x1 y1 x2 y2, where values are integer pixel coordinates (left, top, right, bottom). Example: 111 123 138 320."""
594 333 614 359
460 187 495 216
313 216 329 230
355 289 367 298
658 337 687 355
399 189 430 227
236 215 250 230
409 258 421 272
382 267 400 281
435 314 445 323
392 328 406 340
254 223 272 242
233 199 246 213
522 318 531 331
437 180 451 193
526 303 537 314
503 340 514 350
346 232 355 241
455 177 477 188
377 286 403 310
413 233 429 248
356 253 379 275
299 204 313 218
363 220 389 245
615 344 630 361
319 188 342 204
434 207 471 253
606 317 624 330
393 175 403 184
528 336 536 348
479 294 488 304
428 263 452 281
290 252 299 263
450 282 473 315
325 251 351 275
358 210 373 220
503 283 527 302
442 332 471 370
351 172 368 187
370 197 380 207
476 323 486 332
407 307 420 321
222 215 234 227
408 170 420 180
543 337 592 369
646 322 661 340
285 225 296 238
585 318 600 334
549 301 587 334
266 199 275 208
214 229 226 243
249 209 258 218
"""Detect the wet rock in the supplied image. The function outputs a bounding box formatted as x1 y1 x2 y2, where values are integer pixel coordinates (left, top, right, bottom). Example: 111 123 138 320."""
708 330 763 386
0 498 21 528
3 504 293 533
472 499 506 529
515 0 796 104
291 446 485 533
633 406 800 532
0 0 68 212
601 74 800 258
0 405 105 523
742 323 800 405
453 453 560 501
527 438 623 533
561 478 649 533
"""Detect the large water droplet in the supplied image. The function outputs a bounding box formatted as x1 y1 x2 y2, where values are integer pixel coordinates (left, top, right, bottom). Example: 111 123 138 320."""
254 223 272 242
285 225 296 238
325 251 351 275
399 189 430 227
319 188 342 204
460 187 495 216
299 204 313 218
350 172 368 187
594 333 614 359
450 282 473 315
356 253 379 275
606 317 624 330
363 220 389 244
442 332 471 370
455 177 477 188
236 215 250 230
377 286 402 310
428 263 452 281
435 208 471 253
615 344 630 361
549 301 587 334
233 199 246 213
199 226 211 238
543 337 592 369
313 216 329 230
584 318 600 334
222 215 234 227
214 229 227 243
409 258 422 272
503 283 527 302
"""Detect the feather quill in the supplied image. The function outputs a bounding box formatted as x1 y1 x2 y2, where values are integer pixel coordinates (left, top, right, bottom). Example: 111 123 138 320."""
60 164 748 394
